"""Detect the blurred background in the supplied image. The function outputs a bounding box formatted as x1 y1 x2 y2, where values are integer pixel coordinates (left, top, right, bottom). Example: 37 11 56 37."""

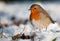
0 1 60 23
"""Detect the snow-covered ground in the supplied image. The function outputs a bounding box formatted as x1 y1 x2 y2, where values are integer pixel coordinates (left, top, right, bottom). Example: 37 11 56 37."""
0 2 60 41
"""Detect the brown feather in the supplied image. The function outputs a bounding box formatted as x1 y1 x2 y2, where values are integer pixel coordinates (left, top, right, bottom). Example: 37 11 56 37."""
39 6 54 23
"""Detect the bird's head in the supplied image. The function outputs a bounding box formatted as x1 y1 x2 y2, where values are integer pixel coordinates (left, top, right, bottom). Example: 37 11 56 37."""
29 4 42 20
29 4 42 14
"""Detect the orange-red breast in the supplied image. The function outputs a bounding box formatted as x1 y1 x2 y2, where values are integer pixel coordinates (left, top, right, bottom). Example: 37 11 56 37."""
29 4 54 31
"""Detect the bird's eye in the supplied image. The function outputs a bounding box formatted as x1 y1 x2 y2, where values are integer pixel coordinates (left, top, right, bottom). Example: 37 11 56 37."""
34 8 36 9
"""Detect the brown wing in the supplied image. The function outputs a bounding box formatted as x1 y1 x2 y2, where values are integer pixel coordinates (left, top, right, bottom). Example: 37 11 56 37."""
40 6 54 23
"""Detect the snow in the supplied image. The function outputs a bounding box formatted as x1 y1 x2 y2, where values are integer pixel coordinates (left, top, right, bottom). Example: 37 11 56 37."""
33 22 60 41
47 23 60 31
0 37 12 41
17 39 32 41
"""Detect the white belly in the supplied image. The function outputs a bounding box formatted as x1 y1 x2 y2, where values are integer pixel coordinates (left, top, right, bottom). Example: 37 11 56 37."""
32 20 46 30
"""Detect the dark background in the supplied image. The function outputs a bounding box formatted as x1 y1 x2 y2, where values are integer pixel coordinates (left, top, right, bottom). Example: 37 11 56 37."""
0 0 60 2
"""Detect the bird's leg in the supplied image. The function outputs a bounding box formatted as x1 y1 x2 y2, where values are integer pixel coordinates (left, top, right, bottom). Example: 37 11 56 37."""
40 30 41 33
46 27 47 31
39 29 41 33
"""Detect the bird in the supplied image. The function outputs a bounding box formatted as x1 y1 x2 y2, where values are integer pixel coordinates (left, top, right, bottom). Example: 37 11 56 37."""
29 4 54 32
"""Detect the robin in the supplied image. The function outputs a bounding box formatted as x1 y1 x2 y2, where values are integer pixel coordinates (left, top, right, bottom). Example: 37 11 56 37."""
29 4 54 32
